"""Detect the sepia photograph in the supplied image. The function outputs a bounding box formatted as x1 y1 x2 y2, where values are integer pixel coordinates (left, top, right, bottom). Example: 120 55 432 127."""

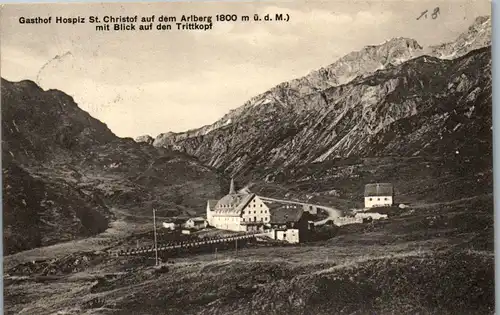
0 0 494 314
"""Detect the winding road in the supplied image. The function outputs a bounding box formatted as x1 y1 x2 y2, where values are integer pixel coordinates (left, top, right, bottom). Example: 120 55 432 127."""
258 196 344 226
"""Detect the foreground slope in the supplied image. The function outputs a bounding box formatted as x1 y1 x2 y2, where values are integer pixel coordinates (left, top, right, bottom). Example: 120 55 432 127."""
1 78 224 255
4 192 493 314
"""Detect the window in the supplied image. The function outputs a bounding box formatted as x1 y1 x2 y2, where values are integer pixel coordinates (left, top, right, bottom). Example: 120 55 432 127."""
309 205 313 210
260 204 262 207
243 218 245 222
254 217 257 222
369 198 372 201
377 198 380 201
283 233 286 238
384 197 388 201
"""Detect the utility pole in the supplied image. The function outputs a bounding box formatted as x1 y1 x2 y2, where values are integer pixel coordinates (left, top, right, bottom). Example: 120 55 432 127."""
153 208 159 266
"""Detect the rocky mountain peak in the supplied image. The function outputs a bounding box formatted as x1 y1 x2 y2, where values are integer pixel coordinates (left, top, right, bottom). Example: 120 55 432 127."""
429 15 491 59
153 37 427 144
150 37 426 144
135 134 154 145
356 37 423 58
472 15 490 27
287 36 424 93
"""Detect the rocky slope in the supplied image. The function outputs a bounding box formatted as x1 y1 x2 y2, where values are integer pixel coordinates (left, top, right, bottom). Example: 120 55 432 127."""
135 135 154 145
152 16 491 166
152 46 491 179
2 78 224 255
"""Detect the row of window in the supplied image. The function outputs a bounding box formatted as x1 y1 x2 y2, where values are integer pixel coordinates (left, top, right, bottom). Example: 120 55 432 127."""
368 197 390 201
213 216 270 222
243 209 268 214
242 217 268 222
214 217 239 221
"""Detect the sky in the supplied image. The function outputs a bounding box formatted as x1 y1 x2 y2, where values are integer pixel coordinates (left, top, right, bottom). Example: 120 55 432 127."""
0 0 491 138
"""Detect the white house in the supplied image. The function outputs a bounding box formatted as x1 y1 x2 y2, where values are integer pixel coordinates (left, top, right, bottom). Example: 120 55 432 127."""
364 183 394 209
161 218 185 230
184 217 208 230
162 222 176 230
271 229 300 243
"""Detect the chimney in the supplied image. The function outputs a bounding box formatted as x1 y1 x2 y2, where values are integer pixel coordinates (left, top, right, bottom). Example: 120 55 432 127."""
229 177 236 194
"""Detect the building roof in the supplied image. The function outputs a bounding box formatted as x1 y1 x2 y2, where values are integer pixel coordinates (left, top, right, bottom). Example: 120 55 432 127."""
364 183 394 197
216 193 247 208
213 193 255 216
263 200 304 224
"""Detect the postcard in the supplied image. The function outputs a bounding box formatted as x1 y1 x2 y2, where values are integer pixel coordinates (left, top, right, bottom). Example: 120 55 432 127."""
1 1 493 314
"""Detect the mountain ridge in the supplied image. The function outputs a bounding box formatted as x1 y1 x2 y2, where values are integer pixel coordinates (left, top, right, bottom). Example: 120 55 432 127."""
2 78 225 255
149 15 491 152
148 21 491 180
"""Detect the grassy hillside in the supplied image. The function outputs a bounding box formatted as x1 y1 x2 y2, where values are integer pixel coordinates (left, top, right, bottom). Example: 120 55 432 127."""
3 193 493 315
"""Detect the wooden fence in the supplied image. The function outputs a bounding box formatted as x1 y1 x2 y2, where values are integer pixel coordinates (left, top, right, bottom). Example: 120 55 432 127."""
109 231 266 257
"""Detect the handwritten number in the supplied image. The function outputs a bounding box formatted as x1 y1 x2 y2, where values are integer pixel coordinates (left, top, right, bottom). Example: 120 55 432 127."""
417 7 440 20
432 7 440 19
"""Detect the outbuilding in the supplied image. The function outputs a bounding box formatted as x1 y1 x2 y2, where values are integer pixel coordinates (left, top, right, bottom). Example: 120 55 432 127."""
364 183 394 209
